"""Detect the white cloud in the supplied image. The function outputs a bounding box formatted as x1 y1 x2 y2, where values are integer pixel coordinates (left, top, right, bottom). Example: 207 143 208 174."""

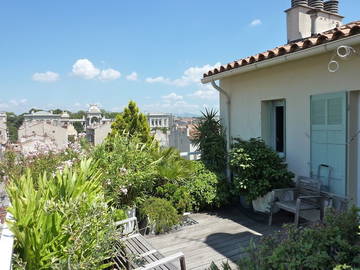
32 71 59 82
189 89 218 100
162 93 183 102
72 59 121 81
146 63 221 87
99 68 121 81
143 100 200 115
72 59 100 79
126 72 138 81
0 98 28 110
250 19 262 27
145 76 171 84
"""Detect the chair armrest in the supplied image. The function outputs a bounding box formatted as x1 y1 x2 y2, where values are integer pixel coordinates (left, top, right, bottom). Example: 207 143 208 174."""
272 188 296 192
135 252 186 270
115 217 137 226
297 195 322 200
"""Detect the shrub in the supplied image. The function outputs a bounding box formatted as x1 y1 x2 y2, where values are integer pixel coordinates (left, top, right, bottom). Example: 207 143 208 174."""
237 207 360 270
7 159 117 270
92 133 159 207
186 161 224 211
230 138 294 202
156 183 193 214
140 197 179 234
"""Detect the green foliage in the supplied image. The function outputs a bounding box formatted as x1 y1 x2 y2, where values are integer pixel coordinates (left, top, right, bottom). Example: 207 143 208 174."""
185 161 228 211
92 133 159 207
192 109 227 174
110 101 152 143
7 159 117 270
6 112 24 142
230 138 294 202
0 141 85 184
153 147 194 183
140 197 179 234
237 207 360 270
156 184 193 214
208 262 233 270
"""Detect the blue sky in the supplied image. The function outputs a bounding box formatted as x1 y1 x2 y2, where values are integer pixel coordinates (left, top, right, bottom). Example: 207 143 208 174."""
1 0 359 115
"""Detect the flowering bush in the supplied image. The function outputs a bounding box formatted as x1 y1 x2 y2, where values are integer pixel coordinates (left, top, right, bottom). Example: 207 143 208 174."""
92 133 159 207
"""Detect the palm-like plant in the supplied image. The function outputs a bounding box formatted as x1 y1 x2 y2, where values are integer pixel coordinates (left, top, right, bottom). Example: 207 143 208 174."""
192 108 227 174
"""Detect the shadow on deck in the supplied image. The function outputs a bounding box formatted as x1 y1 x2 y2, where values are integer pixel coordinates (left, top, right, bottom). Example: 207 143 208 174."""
146 205 290 270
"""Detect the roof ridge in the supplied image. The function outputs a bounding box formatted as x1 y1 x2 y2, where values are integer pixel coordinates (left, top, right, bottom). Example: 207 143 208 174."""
203 20 360 79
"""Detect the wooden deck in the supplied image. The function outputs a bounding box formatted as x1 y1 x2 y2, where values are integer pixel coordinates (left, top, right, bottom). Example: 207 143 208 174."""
146 207 280 270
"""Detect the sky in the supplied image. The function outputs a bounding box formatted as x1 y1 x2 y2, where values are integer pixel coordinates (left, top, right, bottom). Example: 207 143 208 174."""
1 0 360 115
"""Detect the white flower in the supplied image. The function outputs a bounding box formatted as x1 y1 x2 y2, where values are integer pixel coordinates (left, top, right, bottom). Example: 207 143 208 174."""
120 187 128 195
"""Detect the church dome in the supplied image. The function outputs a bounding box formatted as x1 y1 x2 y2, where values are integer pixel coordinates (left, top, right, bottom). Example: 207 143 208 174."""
88 105 101 114
61 111 70 118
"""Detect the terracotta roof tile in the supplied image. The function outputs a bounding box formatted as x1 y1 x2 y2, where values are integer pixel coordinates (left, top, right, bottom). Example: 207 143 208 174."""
203 20 360 79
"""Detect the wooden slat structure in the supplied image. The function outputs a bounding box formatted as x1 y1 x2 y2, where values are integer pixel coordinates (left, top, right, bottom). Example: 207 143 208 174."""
113 217 186 270
146 208 278 270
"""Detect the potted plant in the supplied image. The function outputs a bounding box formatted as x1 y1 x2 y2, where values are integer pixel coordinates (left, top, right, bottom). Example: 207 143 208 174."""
230 138 294 213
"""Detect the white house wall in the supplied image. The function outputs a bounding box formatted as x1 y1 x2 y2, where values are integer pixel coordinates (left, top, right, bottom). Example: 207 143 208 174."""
219 46 360 201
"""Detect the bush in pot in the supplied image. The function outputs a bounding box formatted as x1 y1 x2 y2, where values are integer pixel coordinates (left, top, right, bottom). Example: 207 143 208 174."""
140 197 179 234
229 138 294 203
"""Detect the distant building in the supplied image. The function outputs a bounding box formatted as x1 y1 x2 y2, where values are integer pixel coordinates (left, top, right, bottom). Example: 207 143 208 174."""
18 121 70 154
19 105 113 149
0 113 8 146
85 105 113 145
86 122 112 146
169 124 198 160
148 113 174 130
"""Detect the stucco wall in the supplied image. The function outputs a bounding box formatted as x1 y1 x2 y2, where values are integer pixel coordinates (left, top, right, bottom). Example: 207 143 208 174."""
18 122 68 150
219 46 360 199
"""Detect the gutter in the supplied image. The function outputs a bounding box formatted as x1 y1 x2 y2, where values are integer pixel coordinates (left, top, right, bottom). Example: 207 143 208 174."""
201 34 360 84
210 80 232 180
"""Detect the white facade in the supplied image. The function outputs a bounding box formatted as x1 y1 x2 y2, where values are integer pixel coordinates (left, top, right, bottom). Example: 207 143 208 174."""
148 113 174 129
215 43 360 206
86 122 112 146
0 113 7 145
169 125 198 160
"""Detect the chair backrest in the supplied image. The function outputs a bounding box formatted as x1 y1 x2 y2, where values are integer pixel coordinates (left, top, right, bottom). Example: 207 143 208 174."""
296 176 321 196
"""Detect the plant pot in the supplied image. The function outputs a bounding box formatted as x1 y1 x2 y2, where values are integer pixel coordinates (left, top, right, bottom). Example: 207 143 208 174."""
126 206 136 218
239 195 253 209
252 192 275 213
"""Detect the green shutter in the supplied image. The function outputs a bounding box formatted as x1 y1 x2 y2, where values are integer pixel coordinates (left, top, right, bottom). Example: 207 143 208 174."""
310 92 347 196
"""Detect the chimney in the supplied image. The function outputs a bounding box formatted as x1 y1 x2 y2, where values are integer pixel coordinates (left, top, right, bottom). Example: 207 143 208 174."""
285 0 343 42
324 0 339 14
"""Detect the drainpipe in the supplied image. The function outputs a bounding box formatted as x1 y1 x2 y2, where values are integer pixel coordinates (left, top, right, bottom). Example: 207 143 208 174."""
211 80 232 180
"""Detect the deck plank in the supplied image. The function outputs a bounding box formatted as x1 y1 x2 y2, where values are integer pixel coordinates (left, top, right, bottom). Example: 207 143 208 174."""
146 207 280 270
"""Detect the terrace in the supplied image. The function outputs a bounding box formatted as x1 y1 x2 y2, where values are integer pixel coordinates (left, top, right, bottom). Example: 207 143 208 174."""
146 207 281 269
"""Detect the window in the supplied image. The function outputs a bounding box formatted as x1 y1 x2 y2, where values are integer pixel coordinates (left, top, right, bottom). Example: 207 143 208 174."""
261 100 286 156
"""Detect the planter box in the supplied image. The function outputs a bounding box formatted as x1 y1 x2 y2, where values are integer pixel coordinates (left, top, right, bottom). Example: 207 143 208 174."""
252 192 275 213
0 211 14 270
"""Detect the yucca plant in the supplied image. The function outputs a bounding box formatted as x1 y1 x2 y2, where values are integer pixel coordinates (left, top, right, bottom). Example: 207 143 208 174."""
192 108 227 174
6 159 116 270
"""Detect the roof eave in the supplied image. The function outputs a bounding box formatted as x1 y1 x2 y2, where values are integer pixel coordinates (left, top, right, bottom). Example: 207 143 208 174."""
201 34 360 84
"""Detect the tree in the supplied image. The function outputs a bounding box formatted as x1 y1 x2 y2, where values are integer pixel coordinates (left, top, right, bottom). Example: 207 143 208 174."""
192 109 227 174
6 112 24 142
109 101 152 143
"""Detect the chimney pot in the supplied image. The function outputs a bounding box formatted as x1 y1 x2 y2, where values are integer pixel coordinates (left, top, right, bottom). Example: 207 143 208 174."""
308 0 324 9
291 0 308 8
324 0 339 14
